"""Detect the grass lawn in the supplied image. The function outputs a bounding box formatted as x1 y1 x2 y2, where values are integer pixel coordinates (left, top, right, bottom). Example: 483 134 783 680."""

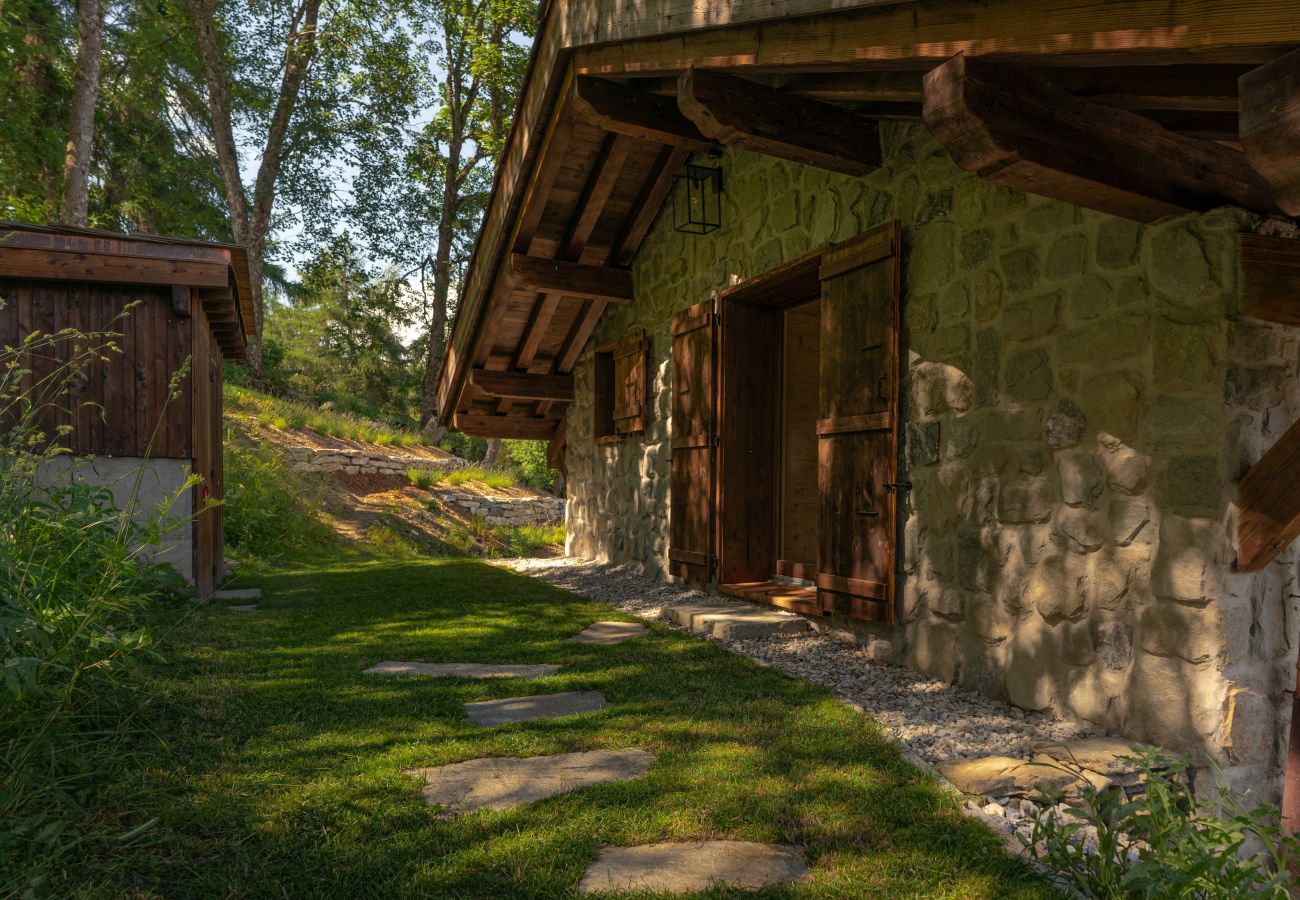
68 558 1057 898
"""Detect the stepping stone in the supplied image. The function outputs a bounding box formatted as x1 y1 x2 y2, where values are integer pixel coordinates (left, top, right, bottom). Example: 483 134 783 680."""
214 588 261 601
226 604 258 612
578 841 811 894
568 621 647 645
364 661 562 679
660 600 811 640
464 691 608 726
936 754 1110 799
406 749 654 816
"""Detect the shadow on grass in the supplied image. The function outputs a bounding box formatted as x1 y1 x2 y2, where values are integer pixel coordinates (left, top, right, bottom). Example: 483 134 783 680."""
73 558 1058 899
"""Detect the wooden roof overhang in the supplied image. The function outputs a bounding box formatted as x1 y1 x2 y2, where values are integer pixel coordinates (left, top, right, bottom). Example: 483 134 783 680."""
438 0 1300 441
0 222 254 361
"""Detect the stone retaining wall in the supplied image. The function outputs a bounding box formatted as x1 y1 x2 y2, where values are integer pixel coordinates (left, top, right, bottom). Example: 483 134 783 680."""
562 122 1300 809
433 489 564 527
286 446 466 476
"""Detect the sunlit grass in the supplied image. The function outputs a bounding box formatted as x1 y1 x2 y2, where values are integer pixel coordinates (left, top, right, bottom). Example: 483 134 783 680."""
59 559 1057 896
225 384 435 448
445 466 516 489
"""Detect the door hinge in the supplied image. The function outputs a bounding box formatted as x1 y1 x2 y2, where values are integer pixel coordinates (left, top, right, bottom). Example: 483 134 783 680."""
884 481 912 492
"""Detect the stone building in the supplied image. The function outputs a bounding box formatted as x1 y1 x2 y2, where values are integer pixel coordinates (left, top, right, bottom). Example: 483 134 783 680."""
436 2 1300 817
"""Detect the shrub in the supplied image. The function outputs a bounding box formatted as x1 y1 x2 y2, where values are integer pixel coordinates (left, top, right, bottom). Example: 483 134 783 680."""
0 326 192 891
446 466 516 489
406 468 443 489
223 434 332 559
491 522 565 557
1023 749 1300 898
504 440 558 491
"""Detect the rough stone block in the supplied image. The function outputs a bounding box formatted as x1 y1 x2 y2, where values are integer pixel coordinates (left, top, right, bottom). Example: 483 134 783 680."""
578 841 811 895
1096 220 1142 270
1081 372 1145 444
1222 687 1272 765
997 476 1055 524
215 588 262 601
364 661 562 679
1149 227 1210 303
1138 601 1221 665
464 691 609 726
1093 621 1135 671
1004 347 1053 401
1058 451 1104 509
407 749 654 816
1003 292 1062 342
696 608 811 640
1098 437 1149 495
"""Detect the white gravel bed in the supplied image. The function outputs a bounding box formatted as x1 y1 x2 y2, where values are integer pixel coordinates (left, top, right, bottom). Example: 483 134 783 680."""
500 556 1097 765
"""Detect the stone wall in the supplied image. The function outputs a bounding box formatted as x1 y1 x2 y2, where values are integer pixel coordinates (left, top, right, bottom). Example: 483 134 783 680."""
433 489 564 527
286 446 466 476
562 123 1300 806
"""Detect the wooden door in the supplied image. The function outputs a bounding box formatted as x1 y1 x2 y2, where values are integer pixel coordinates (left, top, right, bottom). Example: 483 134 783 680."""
669 300 716 582
816 222 901 622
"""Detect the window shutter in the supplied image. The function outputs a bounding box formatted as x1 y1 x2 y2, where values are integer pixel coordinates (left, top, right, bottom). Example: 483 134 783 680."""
611 330 647 435
816 222 901 623
669 301 716 582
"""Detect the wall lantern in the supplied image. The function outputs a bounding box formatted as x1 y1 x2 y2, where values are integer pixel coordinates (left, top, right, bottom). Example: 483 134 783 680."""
672 158 723 235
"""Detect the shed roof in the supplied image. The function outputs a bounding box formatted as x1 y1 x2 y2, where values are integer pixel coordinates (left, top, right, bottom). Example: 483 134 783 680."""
0 221 254 361
436 0 1300 441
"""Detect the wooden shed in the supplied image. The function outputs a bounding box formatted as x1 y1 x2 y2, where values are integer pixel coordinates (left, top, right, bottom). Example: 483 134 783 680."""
0 222 253 597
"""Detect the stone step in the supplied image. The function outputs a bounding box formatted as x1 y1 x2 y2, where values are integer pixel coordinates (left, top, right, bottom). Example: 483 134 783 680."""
578 841 811 894
406 749 654 816
364 661 562 679
214 588 262 601
464 690 609 726
225 604 258 612
567 621 648 645
660 600 812 640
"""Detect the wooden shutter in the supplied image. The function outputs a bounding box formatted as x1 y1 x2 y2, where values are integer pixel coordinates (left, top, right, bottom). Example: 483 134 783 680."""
611 330 647 434
669 300 716 582
817 222 901 622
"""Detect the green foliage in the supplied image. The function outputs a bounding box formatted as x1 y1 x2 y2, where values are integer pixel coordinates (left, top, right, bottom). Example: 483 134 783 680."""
492 521 564 557
223 433 332 560
502 439 558 490
406 468 444 489
224 383 434 449
438 430 487 460
445 466 515 489
0 325 192 893
1024 750 1300 898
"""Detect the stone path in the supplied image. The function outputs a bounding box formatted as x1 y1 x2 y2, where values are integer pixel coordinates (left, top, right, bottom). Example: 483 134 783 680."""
364 661 561 679
214 588 261 601
406 749 654 816
567 621 647 644
464 690 609 726
577 841 811 894
661 599 812 640
225 604 258 612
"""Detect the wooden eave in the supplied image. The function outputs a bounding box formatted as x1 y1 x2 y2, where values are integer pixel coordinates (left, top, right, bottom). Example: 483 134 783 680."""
437 0 1300 439
0 221 254 362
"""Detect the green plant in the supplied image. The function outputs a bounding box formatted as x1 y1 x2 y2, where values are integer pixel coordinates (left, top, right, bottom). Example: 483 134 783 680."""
0 325 193 891
1023 749 1300 898
223 435 333 559
504 439 558 491
406 468 443 489
489 522 565 557
446 466 517 489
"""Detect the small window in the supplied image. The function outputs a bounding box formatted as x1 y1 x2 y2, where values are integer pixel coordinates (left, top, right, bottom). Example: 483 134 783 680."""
594 329 648 443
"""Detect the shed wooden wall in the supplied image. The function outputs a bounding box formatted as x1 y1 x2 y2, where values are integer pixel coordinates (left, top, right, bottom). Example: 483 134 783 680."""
0 278 194 458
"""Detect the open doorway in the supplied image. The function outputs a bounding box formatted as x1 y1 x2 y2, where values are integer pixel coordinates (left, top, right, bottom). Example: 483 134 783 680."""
777 299 820 582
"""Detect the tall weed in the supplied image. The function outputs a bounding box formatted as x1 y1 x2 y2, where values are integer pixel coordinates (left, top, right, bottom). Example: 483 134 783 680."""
0 323 193 892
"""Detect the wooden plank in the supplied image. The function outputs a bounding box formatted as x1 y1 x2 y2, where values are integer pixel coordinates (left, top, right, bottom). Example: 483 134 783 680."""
780 303 820 570
469 369 574 401
0 247 229 289
170 284 192 317
775 560 816 581
510 254 634 304
669 299 716 583
571 75 712 150
452 412 559 439
720 246 823 307
677 67 881 175
1241 234 1300 327
816 411 893 436
922 53 1280 222
616 144 690 265
565 134 634 257
1237 416 1300 571
816 572 886 599
1241 47 1300 216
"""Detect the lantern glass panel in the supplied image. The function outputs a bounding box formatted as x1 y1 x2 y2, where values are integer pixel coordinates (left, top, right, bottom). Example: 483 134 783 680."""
673 163 722 234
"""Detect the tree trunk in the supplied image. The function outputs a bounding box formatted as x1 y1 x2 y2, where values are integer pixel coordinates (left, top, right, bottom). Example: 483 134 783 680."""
420 136 463 432
186 0 321 372
60 0 105 227
481 438 501 466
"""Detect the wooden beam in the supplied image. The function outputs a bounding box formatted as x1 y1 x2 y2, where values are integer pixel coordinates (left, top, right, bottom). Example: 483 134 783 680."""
571 75 712 150
616 144 691 265
677 68 881 176
170 285 192 317
510 254 634 304
1238 416 1300 571
452 412 558 440
922 53 1280 223
470 369 574 402
1241 234 1300 326
0 247 229 289
565 134 633 258
1241 47 1300 216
